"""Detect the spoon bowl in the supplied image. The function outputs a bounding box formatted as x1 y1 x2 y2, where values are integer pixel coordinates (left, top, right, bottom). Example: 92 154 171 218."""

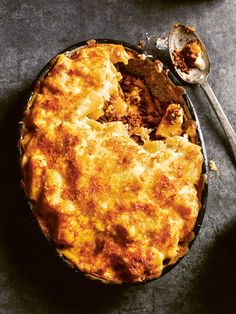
169 23 210 85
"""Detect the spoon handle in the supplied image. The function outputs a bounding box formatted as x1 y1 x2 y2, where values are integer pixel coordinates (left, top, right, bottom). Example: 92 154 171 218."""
200 80 236 162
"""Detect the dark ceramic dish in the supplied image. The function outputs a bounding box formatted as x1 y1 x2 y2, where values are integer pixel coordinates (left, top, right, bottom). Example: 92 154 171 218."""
20 39 208 285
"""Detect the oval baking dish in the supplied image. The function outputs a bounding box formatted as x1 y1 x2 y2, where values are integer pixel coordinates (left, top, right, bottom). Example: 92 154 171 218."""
19 39 208 284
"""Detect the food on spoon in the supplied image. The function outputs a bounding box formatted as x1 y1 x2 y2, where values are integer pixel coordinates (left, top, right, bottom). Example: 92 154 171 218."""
172 40 206 74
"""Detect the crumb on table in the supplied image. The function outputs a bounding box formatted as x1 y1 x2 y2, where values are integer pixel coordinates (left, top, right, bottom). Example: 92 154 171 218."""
209 160 219 172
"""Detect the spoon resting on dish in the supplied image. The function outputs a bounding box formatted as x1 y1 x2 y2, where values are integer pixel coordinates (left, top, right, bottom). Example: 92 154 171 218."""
169 23 236 163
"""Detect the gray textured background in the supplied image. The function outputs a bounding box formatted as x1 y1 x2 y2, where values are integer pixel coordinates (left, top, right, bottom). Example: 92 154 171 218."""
0 0 235 313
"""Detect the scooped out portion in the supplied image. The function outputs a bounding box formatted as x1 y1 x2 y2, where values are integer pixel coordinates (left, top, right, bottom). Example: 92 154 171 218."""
20 41 203 283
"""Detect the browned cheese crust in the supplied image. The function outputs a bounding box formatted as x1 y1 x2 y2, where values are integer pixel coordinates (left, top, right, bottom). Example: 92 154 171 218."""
20 43 203 283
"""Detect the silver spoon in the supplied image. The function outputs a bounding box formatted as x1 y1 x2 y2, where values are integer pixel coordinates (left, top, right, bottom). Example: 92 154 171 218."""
169 23 236 162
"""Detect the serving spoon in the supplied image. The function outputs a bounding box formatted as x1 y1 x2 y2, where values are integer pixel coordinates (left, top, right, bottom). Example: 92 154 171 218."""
169 23 236 162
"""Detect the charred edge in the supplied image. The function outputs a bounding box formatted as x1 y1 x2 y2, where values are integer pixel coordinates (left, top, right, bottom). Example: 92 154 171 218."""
110 254 137 282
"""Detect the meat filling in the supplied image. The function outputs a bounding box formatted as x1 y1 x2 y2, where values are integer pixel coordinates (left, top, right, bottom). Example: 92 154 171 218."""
97 57 186 144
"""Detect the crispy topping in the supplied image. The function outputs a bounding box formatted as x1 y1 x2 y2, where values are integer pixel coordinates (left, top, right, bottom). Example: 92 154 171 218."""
120 58 185 103
20 43 203 283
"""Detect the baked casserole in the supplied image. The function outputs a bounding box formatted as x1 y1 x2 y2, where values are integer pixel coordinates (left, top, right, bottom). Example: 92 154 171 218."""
20 41 204 283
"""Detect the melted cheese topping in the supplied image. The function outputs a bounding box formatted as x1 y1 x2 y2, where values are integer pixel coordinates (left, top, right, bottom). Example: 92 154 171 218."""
21 43 203 283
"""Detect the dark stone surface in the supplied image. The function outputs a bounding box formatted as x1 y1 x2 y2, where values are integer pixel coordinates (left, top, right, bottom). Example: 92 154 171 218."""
0 0 235 313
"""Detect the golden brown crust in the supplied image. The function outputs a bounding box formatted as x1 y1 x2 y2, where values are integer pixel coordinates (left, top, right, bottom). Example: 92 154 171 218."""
20 43 203 283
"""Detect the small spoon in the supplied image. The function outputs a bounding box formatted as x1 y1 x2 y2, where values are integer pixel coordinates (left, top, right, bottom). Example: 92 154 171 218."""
169 23 236 162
